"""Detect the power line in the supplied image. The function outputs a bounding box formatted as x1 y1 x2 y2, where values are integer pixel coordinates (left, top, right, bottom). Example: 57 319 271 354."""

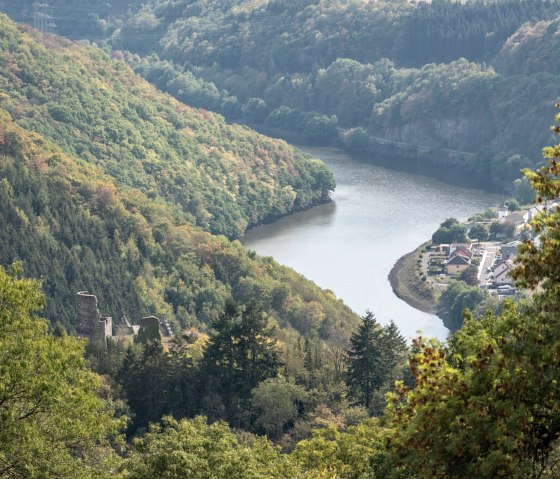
32 2 56 33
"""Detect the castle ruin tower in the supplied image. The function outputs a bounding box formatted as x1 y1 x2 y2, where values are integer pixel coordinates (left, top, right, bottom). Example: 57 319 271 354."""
76 291 112 344
76 291 99 336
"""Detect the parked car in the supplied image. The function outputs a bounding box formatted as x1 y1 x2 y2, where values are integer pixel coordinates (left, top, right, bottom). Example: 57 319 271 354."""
498 285 516 295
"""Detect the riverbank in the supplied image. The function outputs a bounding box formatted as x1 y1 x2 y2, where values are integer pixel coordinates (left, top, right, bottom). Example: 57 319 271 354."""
388 242 439 315
242 144 499 340
253 123 505 195
245 194 332 233
339 130 505 194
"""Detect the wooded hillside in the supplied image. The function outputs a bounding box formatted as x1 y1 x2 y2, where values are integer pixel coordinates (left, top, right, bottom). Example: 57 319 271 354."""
0 15 352 337
83 0 560 188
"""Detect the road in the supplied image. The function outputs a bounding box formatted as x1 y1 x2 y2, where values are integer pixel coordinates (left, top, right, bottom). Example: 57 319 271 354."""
336 127 476 160
478 242 500 286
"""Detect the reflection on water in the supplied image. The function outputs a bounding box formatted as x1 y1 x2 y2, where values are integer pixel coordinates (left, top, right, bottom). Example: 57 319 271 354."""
242 146 501 341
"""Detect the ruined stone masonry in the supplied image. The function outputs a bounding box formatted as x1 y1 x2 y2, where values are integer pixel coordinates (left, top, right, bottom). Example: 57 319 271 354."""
76 291 113 342
76 291 172 345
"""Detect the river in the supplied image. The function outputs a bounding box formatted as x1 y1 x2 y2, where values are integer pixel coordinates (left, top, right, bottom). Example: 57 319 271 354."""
242 146 502 341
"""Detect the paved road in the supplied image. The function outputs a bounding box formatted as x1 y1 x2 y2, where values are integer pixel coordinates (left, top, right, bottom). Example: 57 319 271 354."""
478 242 500 286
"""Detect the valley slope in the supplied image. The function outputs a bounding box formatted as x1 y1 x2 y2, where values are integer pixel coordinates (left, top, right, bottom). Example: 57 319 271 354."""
0 15 356 336
108 0 560 189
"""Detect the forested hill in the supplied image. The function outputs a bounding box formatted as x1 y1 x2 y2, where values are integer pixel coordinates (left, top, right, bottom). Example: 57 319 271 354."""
63 0 557 189
0 15 334 239
0 15 353 334
7 0 556 68
0 0 146 38
2 1 559 187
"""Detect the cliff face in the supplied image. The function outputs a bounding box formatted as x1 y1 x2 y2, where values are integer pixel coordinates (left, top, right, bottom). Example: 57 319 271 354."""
379 88 557 172
382 116 496 152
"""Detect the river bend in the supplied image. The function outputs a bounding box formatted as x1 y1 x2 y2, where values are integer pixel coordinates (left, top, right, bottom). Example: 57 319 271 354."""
242 146 501 340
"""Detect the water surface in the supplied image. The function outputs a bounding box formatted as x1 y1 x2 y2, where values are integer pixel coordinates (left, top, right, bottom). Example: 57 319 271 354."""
243 146 501 340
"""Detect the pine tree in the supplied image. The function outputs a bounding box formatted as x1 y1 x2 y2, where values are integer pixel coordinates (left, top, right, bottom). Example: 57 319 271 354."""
346 311 387 409
118 341 170 433
381 320 408 377
203 300 281 425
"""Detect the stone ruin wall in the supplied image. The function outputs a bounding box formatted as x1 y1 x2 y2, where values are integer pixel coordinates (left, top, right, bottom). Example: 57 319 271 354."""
76 291 99 337
76 291 172 346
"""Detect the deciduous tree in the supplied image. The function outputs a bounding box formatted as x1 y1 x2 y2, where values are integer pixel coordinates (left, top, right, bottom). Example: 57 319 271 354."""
0 263 122 478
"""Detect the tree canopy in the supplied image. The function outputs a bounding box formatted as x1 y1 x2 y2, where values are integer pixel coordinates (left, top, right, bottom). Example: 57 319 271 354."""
385 106 560 479
0 263 122 479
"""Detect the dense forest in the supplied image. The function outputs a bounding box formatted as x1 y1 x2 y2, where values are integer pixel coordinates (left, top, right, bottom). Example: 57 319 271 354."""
0 15 351 337
2 1 560 478
0 15 335 239
4 106 560 477
2 1 559 187
84 0 560 188
0 16 405 457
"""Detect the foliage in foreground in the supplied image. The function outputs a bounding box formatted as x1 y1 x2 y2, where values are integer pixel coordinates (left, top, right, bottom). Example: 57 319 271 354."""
121 417 295 479
0 263 122 479
384 107 560 478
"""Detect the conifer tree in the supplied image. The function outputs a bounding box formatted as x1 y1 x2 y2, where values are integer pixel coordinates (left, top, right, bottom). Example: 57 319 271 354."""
118 341 170 433
346 311 387 409
203 300 281 425
381 320 408 377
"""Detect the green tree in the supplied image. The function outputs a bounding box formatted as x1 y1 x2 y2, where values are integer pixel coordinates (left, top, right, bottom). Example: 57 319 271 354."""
303 114 339 142
346 312 393 410
251 376 310 440
0 263 122 478
122 417 295 479
440 218 459 229
489 221 516 240
506 198 520 211
203 300 281 425
439 280 487 330
380 320 408 378
468 223 489 241
118 341 170 433
513 105 560 296
242 97 269 124
513 176 536 204
293 418 390 479
432 219 468 244
431 227 452 244
386 302 560 479
459 264 480 286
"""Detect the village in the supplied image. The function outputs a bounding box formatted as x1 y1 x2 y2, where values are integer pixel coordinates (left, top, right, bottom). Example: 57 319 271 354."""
422 200 560 298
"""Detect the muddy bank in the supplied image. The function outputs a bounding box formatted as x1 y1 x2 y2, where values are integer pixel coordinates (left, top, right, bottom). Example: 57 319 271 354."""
388 242 439 315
